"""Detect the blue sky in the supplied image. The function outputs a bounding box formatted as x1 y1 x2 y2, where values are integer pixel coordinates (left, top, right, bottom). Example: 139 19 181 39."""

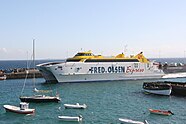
1 0 186 60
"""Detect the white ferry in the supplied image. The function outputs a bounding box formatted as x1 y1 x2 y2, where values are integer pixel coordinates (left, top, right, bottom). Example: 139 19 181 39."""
37 51 164 83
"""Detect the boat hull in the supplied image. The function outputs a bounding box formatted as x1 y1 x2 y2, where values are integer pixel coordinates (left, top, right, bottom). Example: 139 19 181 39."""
37 61 164 83
149 109 173 116
37 50 165 83
37 63 58 82
144 89 171 96
156 81 186 96
119 118 146 124
0 75 6 80
143 82 172 96
54 73 164 83
20 96 61 103
171 85 186 96
64 103 87 109
58 116 82 121
3 105 35 114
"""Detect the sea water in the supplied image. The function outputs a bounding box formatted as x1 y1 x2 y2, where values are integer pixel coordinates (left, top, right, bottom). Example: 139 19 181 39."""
0 78 186 124
0 59 186 124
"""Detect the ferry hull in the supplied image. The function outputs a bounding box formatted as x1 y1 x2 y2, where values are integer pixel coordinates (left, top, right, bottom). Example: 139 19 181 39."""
37 63 58 82
37 63 164 83
54 73 164 83
37 51 164 83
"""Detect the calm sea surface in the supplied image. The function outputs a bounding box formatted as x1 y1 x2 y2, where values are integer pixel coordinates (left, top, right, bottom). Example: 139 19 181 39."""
0 59 186 124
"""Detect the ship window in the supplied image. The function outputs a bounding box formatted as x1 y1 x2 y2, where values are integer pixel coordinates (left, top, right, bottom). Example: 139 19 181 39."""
147 63 150 68
75 53 84 56
58 66 62 68
134 63 138 68
66 59 81 62
85 59 139 62
75 53 93 56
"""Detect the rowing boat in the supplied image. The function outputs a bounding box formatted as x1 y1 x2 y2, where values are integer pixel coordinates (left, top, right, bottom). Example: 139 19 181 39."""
149 109 174 116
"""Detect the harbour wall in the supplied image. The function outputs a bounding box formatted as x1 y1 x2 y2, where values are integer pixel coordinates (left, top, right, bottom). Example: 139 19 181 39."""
0 68 42 79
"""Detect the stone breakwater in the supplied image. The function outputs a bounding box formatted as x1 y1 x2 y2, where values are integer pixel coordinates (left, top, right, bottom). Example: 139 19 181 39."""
0 69 42 79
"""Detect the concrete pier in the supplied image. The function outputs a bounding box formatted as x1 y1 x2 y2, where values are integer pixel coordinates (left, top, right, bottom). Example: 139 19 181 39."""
0 69 42 79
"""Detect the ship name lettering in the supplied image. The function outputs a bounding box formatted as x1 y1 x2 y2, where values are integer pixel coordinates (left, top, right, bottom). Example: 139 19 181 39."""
89 66 125 74
126 66 144 73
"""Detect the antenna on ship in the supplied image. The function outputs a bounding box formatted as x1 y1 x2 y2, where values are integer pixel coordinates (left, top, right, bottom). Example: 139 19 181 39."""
124 44 128 54
26 51 29 69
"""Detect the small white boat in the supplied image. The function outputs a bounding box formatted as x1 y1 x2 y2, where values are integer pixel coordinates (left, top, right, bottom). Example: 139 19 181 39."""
0 75 6 80
3 102 35 114
64 103 87 109
58 115 83 121
119 118 149 124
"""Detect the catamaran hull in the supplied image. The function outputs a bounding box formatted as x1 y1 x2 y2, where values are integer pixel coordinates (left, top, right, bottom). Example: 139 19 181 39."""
53 73 164 83
37 61 164 83
37 63 58 82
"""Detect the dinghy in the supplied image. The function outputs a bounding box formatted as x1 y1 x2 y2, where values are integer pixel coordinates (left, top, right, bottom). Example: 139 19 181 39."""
119 118 149 124
58 115 83 121
149 109 174 116
64 103 87 109
3 102 35 114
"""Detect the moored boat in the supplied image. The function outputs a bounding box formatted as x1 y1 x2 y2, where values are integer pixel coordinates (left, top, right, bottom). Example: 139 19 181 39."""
162 63 186 74
3 102 35 114
143 82 172 96
118 118 149 124
0 75 6 80
20 95 61 103
150 81 186 96
149 109 174 116
20 40 61 103
58 115 83 121
64 103 87 109
168 81 186 96
37 51 164 83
